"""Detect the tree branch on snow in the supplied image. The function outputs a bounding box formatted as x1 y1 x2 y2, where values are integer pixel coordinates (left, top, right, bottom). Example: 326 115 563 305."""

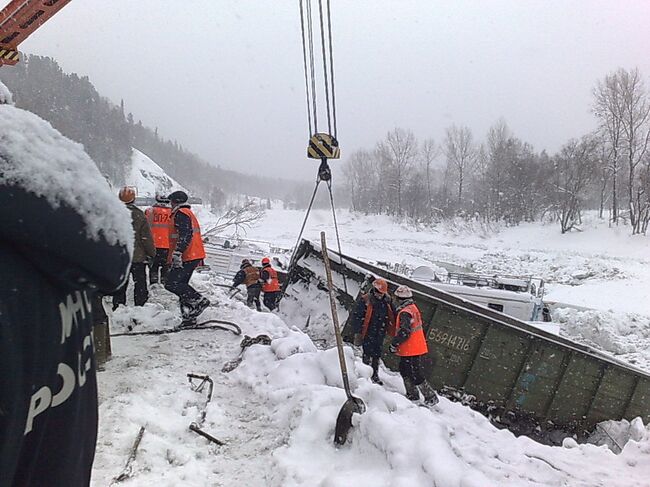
204 201 265 239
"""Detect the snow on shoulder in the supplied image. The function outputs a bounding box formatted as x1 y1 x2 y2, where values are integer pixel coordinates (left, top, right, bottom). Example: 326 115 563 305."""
0 103 133 249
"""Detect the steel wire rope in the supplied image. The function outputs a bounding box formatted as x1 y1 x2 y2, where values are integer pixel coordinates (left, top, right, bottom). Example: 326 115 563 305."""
286 174 322 276
325 0 338 138
298 0 313 136
285 0 347 297
326 179 348 294
317 0 332 135
305 0 318 132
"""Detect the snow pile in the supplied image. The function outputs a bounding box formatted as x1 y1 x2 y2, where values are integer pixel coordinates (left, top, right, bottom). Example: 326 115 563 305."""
0 104 133 248
556 307 650 370
588 418 647 453
127 148 186 197
230 304 650 486
471 250 627 285
0 80 13 104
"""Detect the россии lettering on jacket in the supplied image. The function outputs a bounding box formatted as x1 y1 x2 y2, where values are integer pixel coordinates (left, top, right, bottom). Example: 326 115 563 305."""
24 290 95 435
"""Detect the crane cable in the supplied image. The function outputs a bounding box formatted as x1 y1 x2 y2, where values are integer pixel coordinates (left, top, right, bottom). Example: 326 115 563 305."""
286 0 347 295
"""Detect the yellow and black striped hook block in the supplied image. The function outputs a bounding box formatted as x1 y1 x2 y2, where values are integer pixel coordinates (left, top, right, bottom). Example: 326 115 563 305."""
307 133 340 160
0 46 19 66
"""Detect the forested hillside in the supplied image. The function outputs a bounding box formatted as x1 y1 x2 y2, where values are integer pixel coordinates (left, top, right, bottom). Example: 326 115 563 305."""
0 55 301 201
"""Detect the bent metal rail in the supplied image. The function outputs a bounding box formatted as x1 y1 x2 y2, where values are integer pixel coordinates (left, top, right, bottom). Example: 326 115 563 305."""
289 239 650 441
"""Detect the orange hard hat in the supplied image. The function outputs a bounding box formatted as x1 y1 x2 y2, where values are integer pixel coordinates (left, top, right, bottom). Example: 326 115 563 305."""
119 186 136 203
372 278 388 294
261 257 271 265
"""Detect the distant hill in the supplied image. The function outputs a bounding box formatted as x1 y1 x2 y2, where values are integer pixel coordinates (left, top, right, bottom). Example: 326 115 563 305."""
127 148 186 197
0 54 309 203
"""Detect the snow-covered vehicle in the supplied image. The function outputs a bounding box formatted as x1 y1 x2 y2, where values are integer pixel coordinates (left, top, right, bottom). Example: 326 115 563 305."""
411 266 547 322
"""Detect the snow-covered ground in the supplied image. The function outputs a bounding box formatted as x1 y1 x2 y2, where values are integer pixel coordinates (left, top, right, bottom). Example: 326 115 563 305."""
94 204 650 486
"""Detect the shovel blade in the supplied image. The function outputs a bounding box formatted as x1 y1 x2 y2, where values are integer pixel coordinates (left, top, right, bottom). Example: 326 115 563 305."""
334 396 365 445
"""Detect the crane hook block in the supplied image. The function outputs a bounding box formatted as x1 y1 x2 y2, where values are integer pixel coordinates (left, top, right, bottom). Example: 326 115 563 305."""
0 47 19 66
308 133 340 160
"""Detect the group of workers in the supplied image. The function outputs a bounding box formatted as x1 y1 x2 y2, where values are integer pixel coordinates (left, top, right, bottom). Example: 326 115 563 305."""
116 186 284 320
351 276 438 404
115 188 210 324
232 257 282 312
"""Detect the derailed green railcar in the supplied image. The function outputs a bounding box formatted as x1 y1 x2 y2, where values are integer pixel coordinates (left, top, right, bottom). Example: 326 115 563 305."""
288 239 650 442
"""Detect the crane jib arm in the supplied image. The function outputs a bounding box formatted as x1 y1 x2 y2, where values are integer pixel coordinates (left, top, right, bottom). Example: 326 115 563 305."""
0 0 72 66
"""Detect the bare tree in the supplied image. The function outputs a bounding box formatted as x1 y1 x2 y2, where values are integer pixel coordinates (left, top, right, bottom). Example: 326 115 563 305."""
594 71 625 224
551 137 598 233
617 69 650 233
204 200 265 238
444 125 475 210
343 150 377 213
377 128 418 216
421 138 439 216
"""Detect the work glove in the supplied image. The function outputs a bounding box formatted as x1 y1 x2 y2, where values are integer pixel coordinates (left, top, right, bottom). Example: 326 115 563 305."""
388 343 398 354
353 333 363 347
171 251 183 268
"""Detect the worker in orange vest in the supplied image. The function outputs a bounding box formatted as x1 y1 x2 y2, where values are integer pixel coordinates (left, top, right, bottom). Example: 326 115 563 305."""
350 277 394 385
164 191 210 324
145 193 173 285
232 259 262 311
260 257 281 311
389 285 438 405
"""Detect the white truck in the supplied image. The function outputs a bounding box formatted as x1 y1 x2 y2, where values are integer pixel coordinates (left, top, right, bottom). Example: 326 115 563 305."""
411 266 549 322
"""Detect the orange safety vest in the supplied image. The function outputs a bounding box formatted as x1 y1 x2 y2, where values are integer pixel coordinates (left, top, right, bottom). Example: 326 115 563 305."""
360 293 395 338
261 265 280 292
243 265 260 287
394 303 428 357
145 205 172 249
169 207 206 262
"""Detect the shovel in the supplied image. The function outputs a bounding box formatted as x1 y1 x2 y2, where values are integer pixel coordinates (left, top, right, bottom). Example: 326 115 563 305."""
320 232 366 445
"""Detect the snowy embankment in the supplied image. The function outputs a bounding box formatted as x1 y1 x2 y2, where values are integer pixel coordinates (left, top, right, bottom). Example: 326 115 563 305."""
126 148 187 197
95 274 650 486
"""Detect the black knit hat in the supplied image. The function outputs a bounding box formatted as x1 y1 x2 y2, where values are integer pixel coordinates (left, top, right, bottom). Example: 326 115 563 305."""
168 190 188 204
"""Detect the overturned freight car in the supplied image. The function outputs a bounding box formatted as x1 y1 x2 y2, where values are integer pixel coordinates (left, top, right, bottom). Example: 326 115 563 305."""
287 239 650 443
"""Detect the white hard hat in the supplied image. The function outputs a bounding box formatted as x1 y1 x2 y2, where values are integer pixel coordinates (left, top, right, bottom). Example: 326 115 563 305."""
394 285 412 298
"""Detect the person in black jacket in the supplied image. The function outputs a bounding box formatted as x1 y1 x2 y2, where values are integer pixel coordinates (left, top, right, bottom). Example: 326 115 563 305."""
350 278 394 385
0 99 131 487
165 191 210 323
232 259 262 311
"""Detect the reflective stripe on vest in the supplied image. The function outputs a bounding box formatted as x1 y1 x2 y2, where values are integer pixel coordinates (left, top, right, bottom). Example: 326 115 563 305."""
262 266 280 292
395 303 428 357
169 207 205 262
146 206 172 249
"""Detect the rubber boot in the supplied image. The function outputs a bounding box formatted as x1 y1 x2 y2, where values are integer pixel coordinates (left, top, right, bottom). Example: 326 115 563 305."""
418 381 439 405
370 357 383 385
403 377 420 401
190 297 210 320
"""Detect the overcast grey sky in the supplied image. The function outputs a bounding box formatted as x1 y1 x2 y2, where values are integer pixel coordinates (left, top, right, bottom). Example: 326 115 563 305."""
21 0 650 180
